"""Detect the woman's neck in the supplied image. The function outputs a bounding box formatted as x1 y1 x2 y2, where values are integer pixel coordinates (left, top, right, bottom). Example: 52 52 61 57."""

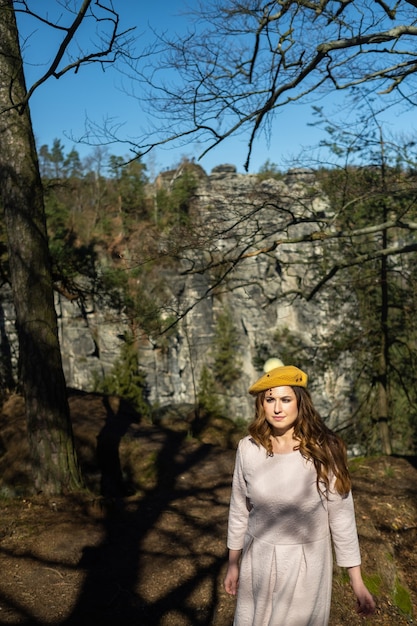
270 427 299 454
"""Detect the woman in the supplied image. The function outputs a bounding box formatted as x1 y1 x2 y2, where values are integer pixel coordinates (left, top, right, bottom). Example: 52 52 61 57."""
224 364 375 625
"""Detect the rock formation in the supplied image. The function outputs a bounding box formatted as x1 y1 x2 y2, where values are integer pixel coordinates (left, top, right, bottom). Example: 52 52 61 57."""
0 164 354 428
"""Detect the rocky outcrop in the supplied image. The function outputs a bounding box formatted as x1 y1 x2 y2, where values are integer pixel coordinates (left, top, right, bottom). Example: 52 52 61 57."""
0 165 354 427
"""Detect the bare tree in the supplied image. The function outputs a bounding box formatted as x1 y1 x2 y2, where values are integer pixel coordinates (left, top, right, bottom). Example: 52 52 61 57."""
0 0 134 494
134 0 417 169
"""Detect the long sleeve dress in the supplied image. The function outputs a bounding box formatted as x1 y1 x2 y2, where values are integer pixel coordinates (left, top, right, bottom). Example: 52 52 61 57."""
227 436 361 626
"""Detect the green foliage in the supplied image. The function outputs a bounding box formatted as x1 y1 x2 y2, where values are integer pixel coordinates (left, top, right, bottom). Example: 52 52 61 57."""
310 112 417 454
212 309 241 385
40 142 202 349
347 456 367 473
197 365 224 418
39 139 66 179
44 183 70 229
256 159 283 181
270 328 312 372
362 573 382 596
97 266 130 309
393 578 413 617
108 157 149 224
128 281 171 338
170 169 198 218
384 464 395 478
155 165 198 227
43 141 149 239
40 140 166 328
252 344 269 372
50 238 99 289
197 309 242 418
141 451 158 483
65 148 84 178
93 335 150 417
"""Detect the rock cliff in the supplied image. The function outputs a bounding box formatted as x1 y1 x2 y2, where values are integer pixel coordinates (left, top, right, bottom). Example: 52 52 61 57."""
0 165 354 427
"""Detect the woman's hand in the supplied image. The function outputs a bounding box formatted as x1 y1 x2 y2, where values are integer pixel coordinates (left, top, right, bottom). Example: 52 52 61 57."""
354 584 376 616
347 566 376 616
224 549 242 596
224 562 240 596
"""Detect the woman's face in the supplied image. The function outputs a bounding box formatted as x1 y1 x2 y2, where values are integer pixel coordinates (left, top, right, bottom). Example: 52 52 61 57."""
262 386 299 433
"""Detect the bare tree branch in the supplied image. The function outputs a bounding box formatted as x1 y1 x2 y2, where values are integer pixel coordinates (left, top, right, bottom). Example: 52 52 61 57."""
131 0 417 168
306 242 417 300
210 218 417 263
7 1 136 115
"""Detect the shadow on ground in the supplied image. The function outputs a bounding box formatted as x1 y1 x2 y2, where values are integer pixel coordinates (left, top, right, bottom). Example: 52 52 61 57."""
0 391 238 625
0 392 416 625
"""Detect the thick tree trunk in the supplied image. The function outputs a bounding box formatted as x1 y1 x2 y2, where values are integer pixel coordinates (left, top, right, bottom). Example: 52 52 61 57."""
377 145 392 456
377 250 392 455
0 0 84 494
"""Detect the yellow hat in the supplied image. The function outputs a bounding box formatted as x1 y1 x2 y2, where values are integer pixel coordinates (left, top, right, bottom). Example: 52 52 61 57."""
248 365 308 395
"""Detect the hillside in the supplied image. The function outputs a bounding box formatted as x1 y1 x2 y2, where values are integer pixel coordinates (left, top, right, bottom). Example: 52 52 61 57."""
0 391 415 625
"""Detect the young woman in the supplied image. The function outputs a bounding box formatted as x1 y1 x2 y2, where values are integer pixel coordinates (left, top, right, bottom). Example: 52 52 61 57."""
224 364 375 625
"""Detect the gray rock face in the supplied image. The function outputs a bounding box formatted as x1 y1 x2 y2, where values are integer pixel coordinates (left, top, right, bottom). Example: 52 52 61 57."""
1 166 353 426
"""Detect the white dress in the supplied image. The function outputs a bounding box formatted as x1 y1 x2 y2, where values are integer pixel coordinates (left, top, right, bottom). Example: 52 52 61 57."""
227 436 361 626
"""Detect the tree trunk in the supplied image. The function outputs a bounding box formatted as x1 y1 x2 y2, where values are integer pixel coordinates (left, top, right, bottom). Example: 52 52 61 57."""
377 138 392 456
377 251 392 455
0 0 84 494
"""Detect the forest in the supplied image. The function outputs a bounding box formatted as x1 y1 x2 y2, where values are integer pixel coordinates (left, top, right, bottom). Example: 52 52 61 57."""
1 136 417 626
0 0 417 498
3 122 417 465
34 133 417 459
1 3 417 624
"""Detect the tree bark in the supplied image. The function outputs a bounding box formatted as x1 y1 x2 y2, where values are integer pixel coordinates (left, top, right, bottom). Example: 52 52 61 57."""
377 239 392 455
377 133 392 456
0 0 84 494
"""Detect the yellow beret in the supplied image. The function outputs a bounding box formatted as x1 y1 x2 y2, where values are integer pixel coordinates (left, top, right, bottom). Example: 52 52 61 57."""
248 365 308 395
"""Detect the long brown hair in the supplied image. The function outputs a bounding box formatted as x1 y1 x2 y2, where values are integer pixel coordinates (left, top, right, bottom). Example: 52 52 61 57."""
248 386 351 497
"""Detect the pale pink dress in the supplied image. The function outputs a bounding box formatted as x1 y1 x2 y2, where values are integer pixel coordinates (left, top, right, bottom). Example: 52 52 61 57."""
227 436 361 626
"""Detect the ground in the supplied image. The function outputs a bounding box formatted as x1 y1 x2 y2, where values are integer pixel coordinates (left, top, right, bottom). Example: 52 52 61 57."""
0 391 416 626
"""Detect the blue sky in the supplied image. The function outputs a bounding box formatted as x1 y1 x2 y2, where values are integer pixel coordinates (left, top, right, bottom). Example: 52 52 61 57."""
16 1 417 177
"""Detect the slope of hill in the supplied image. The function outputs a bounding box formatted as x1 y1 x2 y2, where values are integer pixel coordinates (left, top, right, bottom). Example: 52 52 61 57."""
0 392 415 625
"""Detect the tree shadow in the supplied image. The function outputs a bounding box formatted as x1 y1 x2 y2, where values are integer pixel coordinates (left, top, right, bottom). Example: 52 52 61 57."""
0 392 237 625
96 395 139 497
393 454 417 471
0 299 14 394
63 422 232 625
